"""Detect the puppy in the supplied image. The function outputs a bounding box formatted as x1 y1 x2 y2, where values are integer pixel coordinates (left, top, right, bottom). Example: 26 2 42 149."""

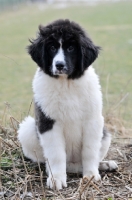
18 19 118 190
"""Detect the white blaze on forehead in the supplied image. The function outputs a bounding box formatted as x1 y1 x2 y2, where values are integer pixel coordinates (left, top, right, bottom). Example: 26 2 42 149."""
59 38 62 47
54 48 65 63
52 44 66 74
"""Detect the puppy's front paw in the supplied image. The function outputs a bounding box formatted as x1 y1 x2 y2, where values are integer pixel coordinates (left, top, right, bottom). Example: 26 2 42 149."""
47 173 67 190
83 170 101 181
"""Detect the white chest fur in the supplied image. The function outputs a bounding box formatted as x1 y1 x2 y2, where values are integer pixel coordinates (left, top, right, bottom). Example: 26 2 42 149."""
33 66 102 122
33 66 103 164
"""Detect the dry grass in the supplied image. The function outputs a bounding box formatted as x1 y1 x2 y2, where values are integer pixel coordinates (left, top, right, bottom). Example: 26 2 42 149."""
0 105 132 200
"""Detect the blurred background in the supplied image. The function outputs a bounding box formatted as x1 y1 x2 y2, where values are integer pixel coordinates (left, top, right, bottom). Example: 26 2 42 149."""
0 0 132 135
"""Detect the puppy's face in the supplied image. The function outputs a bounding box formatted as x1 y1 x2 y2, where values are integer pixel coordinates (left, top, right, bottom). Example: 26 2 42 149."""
28 19 100 79
45 37 81 77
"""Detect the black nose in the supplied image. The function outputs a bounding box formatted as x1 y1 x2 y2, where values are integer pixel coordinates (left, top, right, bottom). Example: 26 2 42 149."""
56 62 64 71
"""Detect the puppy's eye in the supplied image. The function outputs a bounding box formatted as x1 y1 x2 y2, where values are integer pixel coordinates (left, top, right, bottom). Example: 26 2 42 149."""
50 46 57 52
67 46 74 52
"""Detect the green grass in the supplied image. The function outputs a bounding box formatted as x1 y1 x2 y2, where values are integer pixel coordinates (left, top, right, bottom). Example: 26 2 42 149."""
0 1 132 127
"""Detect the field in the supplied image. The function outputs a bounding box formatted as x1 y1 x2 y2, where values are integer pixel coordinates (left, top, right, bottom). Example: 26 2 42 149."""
0 1 132 199
0 1 132 125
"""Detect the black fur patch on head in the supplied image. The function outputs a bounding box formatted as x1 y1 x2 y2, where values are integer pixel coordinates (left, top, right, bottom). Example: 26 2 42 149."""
34 102 55 134
28 19 101 79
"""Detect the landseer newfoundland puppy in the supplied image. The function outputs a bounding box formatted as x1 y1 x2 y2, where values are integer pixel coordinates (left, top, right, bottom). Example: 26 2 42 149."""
18 19 118 190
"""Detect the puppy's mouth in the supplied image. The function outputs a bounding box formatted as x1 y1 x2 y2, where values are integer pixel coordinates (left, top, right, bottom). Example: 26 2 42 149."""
54 68 68 76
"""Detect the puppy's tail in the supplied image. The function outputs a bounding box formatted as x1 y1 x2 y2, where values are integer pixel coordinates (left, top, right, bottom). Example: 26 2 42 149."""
17 116 44 162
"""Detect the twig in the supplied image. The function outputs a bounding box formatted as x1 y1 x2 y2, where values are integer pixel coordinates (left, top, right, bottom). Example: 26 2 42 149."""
34 150 45 198
0 124 7 134
129 172 131 181
79 176 94 199
105 188 127 200
1 137 13 148
21 175 34 200
27 99 33 116
0 53 22 67
90 188 95 200
83 177 103 195
20 149 35 200
1 104 7 126
73 178 83 198
10 116 19 133
9 150 21 198
10 116 19 124
3 102 11 128
9 137 19 147
113 175 125 184
112 93 129 110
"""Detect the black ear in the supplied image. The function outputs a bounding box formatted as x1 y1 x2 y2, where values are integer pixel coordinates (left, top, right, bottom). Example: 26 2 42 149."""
80 35 101 70
27 32 44 68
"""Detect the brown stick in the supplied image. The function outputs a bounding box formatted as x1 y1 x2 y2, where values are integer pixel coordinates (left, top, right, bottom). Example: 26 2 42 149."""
20 149 35 200
79 176 95 199
34 150 45 198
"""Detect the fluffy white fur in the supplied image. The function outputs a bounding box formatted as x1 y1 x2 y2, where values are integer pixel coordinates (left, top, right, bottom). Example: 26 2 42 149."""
18 116 44 163
18 66 118 190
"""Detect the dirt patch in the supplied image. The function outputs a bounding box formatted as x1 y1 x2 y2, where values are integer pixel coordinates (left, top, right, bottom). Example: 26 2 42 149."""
0 128 132 200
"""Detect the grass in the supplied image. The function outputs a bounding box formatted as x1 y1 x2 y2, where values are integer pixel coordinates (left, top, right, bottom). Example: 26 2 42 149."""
0 1 132 129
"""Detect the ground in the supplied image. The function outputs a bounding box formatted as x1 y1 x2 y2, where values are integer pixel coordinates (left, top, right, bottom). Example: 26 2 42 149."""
0 125 132 200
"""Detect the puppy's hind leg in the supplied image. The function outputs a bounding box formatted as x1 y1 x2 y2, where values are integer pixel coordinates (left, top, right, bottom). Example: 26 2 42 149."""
99 128 118 171
17 116 44 163
99 128 111 162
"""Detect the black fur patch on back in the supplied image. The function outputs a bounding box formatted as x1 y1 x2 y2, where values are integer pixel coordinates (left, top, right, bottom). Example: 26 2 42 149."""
34 102 55 134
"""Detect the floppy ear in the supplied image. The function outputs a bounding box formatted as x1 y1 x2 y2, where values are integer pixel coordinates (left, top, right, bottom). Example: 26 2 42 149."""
27 36 44 68
80 35 101 70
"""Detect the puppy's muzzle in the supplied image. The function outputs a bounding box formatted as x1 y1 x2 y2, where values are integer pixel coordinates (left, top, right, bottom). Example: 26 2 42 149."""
56 61 65 71
55 61 67 75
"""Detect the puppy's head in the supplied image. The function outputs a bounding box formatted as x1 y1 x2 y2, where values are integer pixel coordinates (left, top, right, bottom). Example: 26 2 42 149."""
28 19 101 79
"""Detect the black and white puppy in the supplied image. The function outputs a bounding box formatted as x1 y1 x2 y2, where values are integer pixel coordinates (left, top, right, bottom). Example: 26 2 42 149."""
18 19 117 190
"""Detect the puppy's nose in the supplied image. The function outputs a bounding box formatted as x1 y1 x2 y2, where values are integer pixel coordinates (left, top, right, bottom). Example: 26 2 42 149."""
56 61 64 71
